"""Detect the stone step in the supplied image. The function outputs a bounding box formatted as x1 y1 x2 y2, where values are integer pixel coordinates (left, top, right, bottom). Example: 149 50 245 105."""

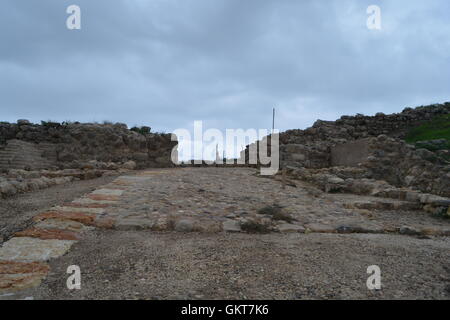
0 139 57 170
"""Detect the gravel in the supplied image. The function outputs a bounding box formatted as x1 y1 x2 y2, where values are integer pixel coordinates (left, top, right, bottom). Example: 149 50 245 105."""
25 231 450 300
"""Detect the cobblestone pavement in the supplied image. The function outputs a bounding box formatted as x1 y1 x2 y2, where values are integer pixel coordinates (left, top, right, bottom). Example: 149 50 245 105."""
0 167 449 299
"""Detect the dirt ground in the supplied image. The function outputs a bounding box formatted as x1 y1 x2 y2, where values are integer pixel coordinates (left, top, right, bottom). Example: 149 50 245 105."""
30 231 450 300
1 168 449 300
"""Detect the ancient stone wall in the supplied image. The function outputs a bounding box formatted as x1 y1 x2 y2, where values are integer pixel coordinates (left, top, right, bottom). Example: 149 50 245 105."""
361 136 450 197
0 120 177 171
243 102 450 197
276 102 450 169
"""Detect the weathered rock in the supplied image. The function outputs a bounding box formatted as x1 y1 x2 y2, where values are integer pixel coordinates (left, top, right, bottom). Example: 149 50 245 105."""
174 219 195 232
399 226 420 236
115 218 153 231
0 237 75 262
17 119 30 126
14 228 80 240
151 217 172 231
244 103 450 198
87 194 120 201
53 205 105 214
93 217 116 229
0 182 16 197
0 122 177 171
335 224 384 234
34 211 96 226
122 160 137 170
91 189 124 196
0 261 50 293
222 220 241 233
304 223 336 233
278 224 305 233
34 218 92 232
63 202 110 209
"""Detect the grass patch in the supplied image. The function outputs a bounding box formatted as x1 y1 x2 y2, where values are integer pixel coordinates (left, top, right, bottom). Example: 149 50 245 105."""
405 114 450 160
405 114 450 145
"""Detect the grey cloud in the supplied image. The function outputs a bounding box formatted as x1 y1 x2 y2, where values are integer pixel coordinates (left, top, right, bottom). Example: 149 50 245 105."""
0 0 449 134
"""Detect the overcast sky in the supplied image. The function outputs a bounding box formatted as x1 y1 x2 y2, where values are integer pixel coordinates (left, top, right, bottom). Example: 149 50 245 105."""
1 0 449 136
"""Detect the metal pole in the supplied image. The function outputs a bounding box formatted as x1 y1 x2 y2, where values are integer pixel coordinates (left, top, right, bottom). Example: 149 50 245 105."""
272 107 275 134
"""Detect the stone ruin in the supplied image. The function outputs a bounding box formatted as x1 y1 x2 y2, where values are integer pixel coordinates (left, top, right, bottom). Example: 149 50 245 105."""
244 102 450 216
2 103 450 217
0 120 177 198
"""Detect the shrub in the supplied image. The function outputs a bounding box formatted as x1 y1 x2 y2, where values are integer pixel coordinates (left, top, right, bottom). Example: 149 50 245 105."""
240 220 271 234
257 205 296 223
41 120 61 129
130 126 151 135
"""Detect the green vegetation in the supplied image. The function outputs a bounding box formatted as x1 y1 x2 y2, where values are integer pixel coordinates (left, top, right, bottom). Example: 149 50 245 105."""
405 114 450 146
41 120 61 128
130 126 151 135
405 114 450 158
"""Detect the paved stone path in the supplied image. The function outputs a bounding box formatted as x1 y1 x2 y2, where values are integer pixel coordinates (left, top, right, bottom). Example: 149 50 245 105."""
0 167 449 298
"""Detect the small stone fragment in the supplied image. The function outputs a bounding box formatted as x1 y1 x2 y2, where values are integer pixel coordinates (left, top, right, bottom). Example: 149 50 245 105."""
278 224 305 233
222 220 241 233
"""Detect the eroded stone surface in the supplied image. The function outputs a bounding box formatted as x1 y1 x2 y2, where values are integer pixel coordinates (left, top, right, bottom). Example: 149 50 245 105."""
2 167 449 298
93 217 116 229
305 223 337 233
0 261 50 293
14 228 80 241
278 224 305 233
73 198 117 205
53 205 105 214
174 219 195 232
79 167 450 236
0 274 48 294
115 218 153 231
0 261 50 274
0 237 75 262
35 218 93 232
91 189 124 196
223 220 241 233
34 211 95 226
63 202 110 209
0 261 50 294
87 194 120 201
